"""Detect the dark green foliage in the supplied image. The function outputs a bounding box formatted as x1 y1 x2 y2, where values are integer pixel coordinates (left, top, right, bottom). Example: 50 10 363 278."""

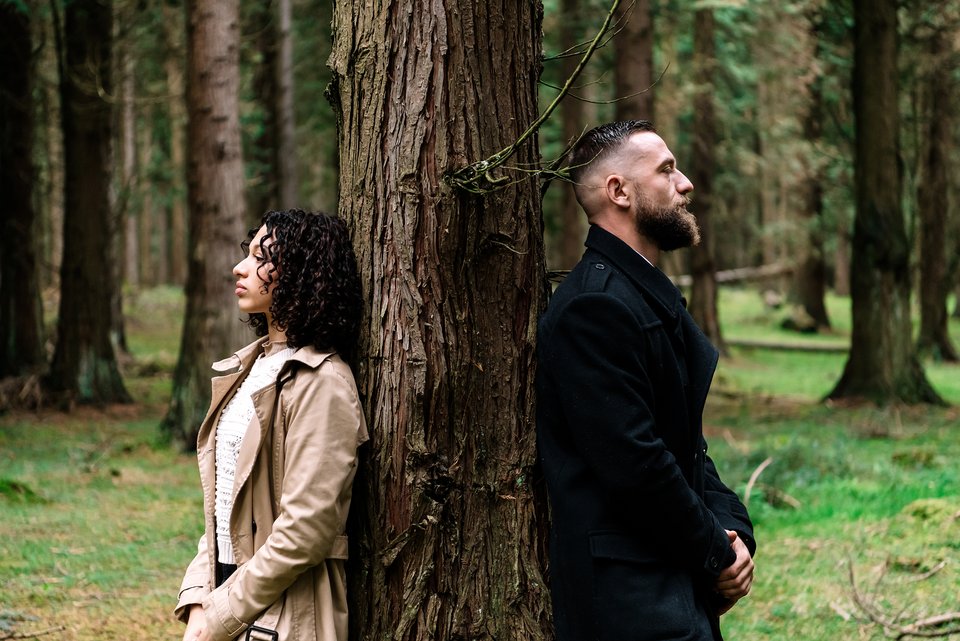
0 478 46 504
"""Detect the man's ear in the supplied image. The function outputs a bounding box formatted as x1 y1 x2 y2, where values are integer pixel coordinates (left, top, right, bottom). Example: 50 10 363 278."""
604 174 631 209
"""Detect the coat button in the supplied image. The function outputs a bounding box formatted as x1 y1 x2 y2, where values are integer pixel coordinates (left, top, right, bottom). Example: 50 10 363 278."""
595 263 606 270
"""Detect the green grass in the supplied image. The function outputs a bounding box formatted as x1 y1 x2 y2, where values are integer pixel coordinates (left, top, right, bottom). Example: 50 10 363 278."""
708 288 960 639
2 285 959 639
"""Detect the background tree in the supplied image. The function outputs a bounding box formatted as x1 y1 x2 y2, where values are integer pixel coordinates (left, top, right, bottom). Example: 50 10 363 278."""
47 0 130 403
163 0 247 446
556 0 587 269
0 2 45 378
162 0 188 285
614 0 654 121
786 3 831 330
330 1 552 639
911 5 959 361
688 6 725 351
828 0 940 403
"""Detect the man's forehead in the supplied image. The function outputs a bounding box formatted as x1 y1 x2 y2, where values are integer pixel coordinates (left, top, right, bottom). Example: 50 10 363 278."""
625 130 672 162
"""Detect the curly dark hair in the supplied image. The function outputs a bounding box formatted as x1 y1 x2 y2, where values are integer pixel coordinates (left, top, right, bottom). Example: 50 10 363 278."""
242 209 362 355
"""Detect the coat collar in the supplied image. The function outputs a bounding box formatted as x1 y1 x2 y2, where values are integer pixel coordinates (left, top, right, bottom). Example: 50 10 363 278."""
584 224 685 320
212 336 337 375
584 224 719 416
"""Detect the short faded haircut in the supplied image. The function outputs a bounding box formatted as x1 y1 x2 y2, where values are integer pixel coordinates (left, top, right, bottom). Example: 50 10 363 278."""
568 120 656 185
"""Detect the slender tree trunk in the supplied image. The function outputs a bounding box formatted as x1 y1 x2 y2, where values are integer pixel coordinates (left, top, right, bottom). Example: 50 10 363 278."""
48 0 130 403
162 0 188 286
247 0 278 218
557 0 585 270
792 58 830 329
688 8 725 353
39 10 64 291
829 0 940 403
614 0 654 120
120 40 139 288
330 2 551 639
0 4 45 377
834 221 850 297
915 29 957 362
163 0 247 446
275 0 297 207
138 110 156 287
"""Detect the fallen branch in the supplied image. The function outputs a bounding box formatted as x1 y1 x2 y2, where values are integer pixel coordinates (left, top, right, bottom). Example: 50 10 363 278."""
743 457 773 508
910 560 947 582
0 626 66 641
848 561 960 639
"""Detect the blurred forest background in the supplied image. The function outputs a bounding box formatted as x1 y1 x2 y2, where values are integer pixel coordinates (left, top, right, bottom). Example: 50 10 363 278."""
2 0 960 639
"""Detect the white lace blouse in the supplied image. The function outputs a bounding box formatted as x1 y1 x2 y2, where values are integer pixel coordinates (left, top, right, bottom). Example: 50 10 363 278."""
214 341 295 564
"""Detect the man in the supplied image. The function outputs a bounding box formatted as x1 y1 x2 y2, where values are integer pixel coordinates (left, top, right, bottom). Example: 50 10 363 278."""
536 120 755 641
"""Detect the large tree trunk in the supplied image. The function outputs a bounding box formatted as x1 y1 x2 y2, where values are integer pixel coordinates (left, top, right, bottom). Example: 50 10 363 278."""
557 0 585 270
330 2 552 639
162 0 188 286
915 28 957 362
828 0 940 403
0 4 45 377
163 0 247 446
614 0 654 120
48 0 130 403
688 8 726 353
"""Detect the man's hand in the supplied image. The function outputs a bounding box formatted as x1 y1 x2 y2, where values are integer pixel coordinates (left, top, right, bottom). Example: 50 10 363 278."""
715 530 754 615
182 604 212 641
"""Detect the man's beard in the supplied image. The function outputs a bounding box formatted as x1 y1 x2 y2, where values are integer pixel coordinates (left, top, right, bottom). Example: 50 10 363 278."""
634 195 701 251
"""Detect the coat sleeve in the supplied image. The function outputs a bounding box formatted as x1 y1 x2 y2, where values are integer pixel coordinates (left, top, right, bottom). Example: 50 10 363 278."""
539 292 735 578
174 533 211 623
702 442 756 556
202 363 364 641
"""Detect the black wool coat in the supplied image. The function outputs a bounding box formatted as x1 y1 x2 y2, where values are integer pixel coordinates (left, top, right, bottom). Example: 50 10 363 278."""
536 225 756 641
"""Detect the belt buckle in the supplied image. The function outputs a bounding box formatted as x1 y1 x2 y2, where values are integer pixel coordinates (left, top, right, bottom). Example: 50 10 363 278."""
245 625 279 641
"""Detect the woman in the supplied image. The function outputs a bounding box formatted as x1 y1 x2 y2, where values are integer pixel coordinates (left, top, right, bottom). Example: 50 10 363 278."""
176 209 367 641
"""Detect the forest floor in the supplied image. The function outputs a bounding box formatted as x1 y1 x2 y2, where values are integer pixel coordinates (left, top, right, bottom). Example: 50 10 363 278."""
1 286 959 640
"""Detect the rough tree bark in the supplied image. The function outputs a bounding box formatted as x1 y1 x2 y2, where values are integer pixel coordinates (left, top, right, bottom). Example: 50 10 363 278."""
0 4 45 377
828 0 940 403
915 26 957 362
688 7 726 353
48 0 130 403
329 2 552 639
163 0 248 446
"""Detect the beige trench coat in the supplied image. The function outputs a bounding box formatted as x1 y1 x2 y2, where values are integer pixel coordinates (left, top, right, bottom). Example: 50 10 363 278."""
175 338 368 641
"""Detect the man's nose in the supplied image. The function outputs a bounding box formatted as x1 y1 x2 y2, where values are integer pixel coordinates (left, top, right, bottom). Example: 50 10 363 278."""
676 170 694 194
